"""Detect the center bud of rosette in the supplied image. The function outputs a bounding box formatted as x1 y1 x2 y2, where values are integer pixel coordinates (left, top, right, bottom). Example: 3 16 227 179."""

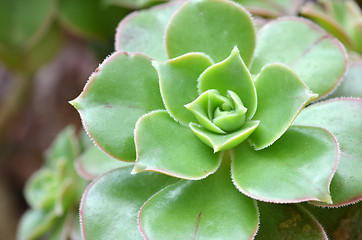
185 89 247 134
185 89 259 153
213 92 247 133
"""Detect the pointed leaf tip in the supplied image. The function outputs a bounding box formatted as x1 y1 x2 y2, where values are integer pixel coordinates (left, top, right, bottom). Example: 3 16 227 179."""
151 60 160 69
157 52 214 125
294 98 362 206
69 99 79 109
310 93 319 100
165 0 256 63
71 52 164 161
134 111 222 179
198 47 257 120
251 18 347 99
249 63 318 150
320 195 333 205
189 121 259 152
232 126 339 203
231 45 240 54
132 162 147 175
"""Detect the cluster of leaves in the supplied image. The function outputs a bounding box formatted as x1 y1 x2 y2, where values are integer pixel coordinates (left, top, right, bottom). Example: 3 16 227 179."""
17 127 127 240
17 127 85 240
70 0 362 239
300 0 362 100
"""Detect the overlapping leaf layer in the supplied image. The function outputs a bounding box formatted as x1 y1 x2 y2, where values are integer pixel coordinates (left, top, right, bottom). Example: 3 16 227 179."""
71 0 362 239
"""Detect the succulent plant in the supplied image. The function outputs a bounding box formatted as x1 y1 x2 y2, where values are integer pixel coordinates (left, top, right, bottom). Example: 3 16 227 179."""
17 127 86 240
71 0 362 239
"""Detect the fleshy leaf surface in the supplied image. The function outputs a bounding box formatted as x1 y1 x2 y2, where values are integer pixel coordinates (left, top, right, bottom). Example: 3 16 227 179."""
75 144 131 180
71 52 164 161
165 0 256 64
45 126 79 171
328 60 362 99
198 47 257 120
133 110 222 179
0 25 63 73
139 161 259 240
189 121 259 152
299 2 353 48
255 203 327 240
115 1 182 60
250 17 347 99
248 63 317 150
232 126 339 203
234 0 303 17
80 167 178 240
294 98 362 206
0 0 55 51
58 0 129 40
185 90 228 134
103 0 168 9
17 210 58 240
24 168 60 210
155 52 213 125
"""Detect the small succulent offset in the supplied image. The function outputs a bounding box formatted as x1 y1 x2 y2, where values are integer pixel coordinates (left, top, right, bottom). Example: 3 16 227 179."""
71 0 362 239
17 127 86 240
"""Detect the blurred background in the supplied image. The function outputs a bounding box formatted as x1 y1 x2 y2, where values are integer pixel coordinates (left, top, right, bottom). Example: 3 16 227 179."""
0 0 361 239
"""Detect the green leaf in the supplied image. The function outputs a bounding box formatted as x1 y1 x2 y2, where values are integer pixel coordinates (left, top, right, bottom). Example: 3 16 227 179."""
115 1 182 60
165 0 256 64
255 203 328 240
0 0 55 51
37 211 80 240
299 2 353 48
139 161 259 240
212 91 247 132
24 168 60 210
45 126 78 172
248 63 317 150
250 17 347 99
21 26 63 72
155 52 213 125
352 21 362 54
0 24 63 73
80 166 178 240
27 157 85 216
185 90 228 134
234 0 302 18
198 47 257 120
71 52 164 161
103 0 168 9
76 143 131 180
189 121 259 152
302 201 362 238
329 60 362 99
17 210 58 240
294 98 362 206
133 110 222 179
232 126 338 203
58 0 129 40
